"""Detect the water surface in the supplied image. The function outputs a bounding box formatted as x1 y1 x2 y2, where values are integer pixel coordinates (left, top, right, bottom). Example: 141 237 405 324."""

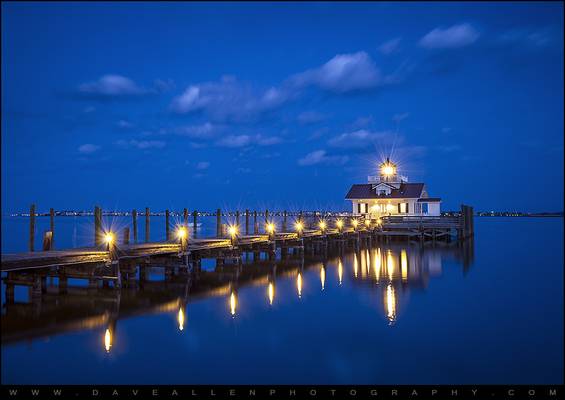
1 218 563 384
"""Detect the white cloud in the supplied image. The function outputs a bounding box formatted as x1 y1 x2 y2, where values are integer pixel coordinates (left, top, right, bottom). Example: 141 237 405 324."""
378 38 401 55
117 120 134 129
419 23 480 49
78 75 146 97
215 135 252 148
297 150 349 166
214 134 282 148
393 113 409 123
170 77 289 121
497 29 551 47
78 144 100 154
292 52 382 93
116 139 166 149
256 135 283 146
327 129 393 149
196 161 210 170
175 122 218 139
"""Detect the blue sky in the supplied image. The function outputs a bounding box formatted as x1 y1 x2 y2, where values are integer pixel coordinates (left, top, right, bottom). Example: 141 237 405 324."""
1 1 563 213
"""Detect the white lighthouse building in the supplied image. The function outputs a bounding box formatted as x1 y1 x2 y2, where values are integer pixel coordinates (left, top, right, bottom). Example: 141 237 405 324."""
345 158 441 218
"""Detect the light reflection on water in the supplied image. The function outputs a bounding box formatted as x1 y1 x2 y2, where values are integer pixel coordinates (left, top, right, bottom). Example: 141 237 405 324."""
1 218 563 384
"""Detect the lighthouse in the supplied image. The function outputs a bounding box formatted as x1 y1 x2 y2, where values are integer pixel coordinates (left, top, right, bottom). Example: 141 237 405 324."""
345 158 441 218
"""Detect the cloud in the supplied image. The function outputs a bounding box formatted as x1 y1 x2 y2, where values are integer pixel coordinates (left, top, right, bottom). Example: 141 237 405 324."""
214 134 282 148
78 144 100 154
297 111 326 125
393 113 409 123
291 52 383 93
170 76 289 121
215 135 252 148
327 129 393 149
196 161 210 170
78 75 147 97
116 139 166 149
497 29 552 48
297 150 349 166
117 120 134 129
256 134 283 146
419 23 480 49
378 38 401 55
175 122 219 139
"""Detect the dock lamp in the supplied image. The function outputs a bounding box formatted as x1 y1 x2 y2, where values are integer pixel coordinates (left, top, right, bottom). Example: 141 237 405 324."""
177 227 188 250
364 219 371 229
319 220 327 234
295 220 304 238
228 225 239 246
104 232 115 252
352 219 359 231
266 222 276 240
336 219 344 233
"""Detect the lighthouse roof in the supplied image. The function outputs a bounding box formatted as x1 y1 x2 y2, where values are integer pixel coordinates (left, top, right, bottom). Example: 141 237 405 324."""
345 182 425 199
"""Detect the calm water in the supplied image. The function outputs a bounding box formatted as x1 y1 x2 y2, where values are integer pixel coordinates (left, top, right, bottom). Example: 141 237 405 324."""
1 218 563 384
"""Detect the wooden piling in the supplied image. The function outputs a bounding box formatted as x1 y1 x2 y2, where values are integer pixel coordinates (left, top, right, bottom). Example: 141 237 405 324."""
49 208 55 249
245 209 250 235
94 206 102 246
283 210 288 232
183 208 188 227
123 227 130 245
192 210 198 238
29 204 36 252
165 209 170 241
236 210 240 228
265 209 269 224
216 209 222 238
145 207 150 243
42 231 53 251
254 211 258 234
132 209 138 243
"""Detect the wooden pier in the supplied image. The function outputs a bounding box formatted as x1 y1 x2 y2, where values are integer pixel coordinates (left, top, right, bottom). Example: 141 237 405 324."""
1 204 473 303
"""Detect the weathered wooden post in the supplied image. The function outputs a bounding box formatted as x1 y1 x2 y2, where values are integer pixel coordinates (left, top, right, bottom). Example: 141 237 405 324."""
165 209 171 241
183 208 188 228
145 207 150 243
132 209 138 243
123 228 130 245
94 206 102 246
42 231 53 251
253 211 258 234
265 209 269 225
192 210 198 238
29 204 36 252
216 209 222 238
245 209 250 235
283 210 288 232
236 210 240 229
49 208 55 249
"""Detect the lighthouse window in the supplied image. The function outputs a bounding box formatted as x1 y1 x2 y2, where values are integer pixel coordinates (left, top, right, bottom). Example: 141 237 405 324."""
400 203 407 213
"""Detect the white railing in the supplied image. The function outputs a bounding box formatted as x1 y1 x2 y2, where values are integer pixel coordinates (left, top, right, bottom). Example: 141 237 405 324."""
367 175 408 183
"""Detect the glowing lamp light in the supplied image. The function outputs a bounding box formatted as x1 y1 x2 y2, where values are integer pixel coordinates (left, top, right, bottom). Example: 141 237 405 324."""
228 225 238 238
295 221 304 232
336 219 343 230
319 221 327 231
382 165 395 176
177 227 187 240
352 219 359 229
104 232 114 245
266 223 275 234
364 219 371 227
